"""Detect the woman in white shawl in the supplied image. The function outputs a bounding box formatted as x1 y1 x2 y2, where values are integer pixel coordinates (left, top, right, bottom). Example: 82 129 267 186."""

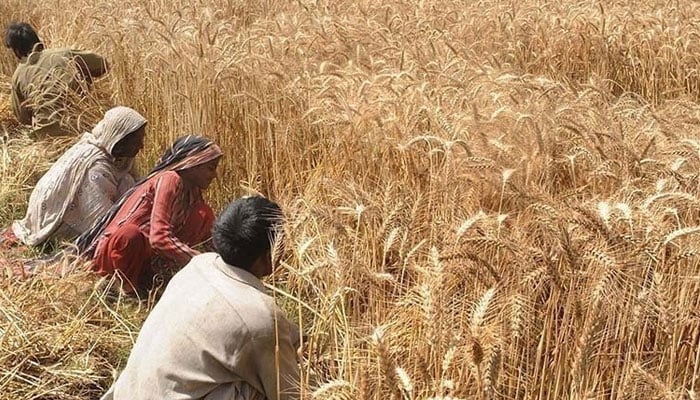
9 106 147 246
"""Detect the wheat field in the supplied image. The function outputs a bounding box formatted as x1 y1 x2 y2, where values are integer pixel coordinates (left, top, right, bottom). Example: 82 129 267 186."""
1 0 700 399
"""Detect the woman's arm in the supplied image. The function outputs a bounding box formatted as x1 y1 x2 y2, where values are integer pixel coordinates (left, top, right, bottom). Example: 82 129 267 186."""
148 172 199 265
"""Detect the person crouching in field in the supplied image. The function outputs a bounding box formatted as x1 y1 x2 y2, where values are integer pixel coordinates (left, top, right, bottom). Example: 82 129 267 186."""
76 135 222 295
101 196 300 400
3 106 147 248
5 22 108 136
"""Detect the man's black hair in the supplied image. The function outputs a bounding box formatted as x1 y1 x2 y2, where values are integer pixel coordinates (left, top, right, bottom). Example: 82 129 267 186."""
213 196 283 270
5 22 40 58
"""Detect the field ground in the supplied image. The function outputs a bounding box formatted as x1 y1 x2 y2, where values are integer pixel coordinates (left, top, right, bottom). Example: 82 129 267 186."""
2 0 700 399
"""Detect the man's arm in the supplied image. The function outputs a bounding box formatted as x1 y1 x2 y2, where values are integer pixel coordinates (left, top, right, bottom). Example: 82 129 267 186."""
10 78 32 124
72 50 108 83
256 315 301 400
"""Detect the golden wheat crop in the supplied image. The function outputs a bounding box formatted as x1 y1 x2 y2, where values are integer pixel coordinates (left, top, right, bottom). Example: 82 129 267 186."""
2 0 700 399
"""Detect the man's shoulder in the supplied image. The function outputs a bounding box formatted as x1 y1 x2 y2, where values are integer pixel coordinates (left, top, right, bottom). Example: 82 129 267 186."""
163 254 278 330
33 47 72 63
43 47 73 56
188 252 219 266
11 63 28 86
186 253 269 299
185 254 280 325
158 254 295 344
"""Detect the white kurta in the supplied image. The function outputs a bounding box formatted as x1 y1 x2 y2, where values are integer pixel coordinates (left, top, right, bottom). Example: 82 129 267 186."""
102 253 300 400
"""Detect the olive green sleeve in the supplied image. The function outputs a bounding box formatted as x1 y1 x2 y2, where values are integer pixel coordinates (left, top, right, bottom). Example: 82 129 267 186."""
72 50 108 81
10 76 32 124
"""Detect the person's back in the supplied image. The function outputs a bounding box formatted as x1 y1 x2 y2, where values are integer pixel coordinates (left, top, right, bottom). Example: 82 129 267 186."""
6 23 108 136
102 197 300 400
104 253 299 399
10 106 147 246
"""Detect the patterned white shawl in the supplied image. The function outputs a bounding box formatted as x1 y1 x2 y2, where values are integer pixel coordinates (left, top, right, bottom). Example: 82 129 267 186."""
12 106 147 245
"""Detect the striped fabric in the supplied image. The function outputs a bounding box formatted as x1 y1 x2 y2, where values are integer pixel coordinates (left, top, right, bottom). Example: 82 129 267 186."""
93 171 203 265
77 135 222 256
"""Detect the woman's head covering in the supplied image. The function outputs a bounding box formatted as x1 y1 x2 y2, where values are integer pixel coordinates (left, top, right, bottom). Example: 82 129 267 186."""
76 135 222 254
147 135 223 176
11 106 147 246
87 106 147 155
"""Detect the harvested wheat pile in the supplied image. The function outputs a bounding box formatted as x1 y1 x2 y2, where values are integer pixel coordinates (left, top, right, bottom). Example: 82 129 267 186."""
0 83 22 135
0 268 147 399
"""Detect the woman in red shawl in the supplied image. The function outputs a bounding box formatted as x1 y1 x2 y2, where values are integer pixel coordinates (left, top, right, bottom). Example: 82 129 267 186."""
77 135 223 294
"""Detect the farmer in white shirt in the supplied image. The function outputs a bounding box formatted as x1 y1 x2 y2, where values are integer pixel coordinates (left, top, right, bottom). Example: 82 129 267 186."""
102 196 300 400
